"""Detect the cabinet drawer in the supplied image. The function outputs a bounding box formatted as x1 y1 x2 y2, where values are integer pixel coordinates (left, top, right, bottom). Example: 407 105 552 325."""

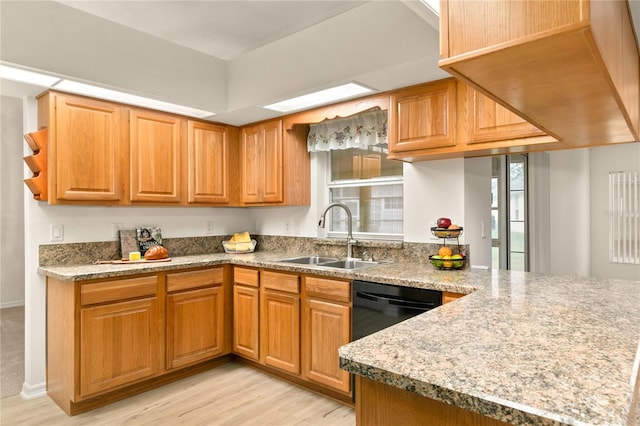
262 270 300 294
305 277 351 303
167 268 223 293
234 267 259 287
81 276 157 306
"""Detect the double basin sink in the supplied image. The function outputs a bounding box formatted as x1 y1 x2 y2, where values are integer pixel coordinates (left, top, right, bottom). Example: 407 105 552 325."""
276 256 383 270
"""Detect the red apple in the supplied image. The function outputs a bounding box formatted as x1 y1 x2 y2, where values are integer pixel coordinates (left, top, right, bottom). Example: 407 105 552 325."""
437 217 452 228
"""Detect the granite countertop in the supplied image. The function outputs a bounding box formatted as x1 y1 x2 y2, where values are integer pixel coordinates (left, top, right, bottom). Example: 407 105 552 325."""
38 253 640 425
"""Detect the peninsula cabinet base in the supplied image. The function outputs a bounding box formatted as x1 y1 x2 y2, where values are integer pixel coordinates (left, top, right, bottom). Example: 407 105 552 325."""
355 376 509 426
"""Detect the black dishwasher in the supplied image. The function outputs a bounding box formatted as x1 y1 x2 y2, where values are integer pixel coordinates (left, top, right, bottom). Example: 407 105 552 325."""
352 280 442 341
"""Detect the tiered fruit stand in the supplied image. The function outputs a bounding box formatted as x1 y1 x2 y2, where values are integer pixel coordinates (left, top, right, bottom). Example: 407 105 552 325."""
429 226 466 270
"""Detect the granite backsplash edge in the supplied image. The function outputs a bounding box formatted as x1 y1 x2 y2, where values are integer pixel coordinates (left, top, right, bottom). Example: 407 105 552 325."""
39 235 470 267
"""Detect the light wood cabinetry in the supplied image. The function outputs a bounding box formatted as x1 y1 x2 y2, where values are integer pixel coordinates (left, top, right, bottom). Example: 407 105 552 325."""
233 267 260 360
130 108 185 203
302 276 351 395
388 79 456 157
260 270 300 375
166 268 229 370
442 291 465 304
240 120 284 204
37 91 128 204
187 121 239 205
439 0 639 147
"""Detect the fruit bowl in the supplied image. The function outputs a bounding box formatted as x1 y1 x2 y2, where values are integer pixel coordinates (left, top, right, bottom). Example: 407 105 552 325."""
429 254 466 270
430 226 463 238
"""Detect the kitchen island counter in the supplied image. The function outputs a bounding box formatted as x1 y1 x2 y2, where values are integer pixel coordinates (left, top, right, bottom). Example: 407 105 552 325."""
39 253 640 425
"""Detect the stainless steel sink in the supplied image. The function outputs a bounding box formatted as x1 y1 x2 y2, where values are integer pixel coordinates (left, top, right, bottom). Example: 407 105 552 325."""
276 256 383 270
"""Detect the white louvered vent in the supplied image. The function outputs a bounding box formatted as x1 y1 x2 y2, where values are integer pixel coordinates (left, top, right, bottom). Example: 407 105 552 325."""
609 171 640 264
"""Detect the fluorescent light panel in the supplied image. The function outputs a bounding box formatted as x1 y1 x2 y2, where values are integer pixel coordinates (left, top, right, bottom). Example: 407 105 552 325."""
263 83 374 113
0 65 61 87
53 80 215 119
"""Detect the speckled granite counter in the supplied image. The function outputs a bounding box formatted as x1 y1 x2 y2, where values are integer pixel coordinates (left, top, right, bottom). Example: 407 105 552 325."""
38 252 640 425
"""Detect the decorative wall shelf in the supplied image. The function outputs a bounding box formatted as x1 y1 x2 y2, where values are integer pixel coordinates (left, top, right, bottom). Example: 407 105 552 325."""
23 128 48 201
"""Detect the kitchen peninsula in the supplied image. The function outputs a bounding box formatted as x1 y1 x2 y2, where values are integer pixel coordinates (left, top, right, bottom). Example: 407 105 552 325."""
38 244 639 425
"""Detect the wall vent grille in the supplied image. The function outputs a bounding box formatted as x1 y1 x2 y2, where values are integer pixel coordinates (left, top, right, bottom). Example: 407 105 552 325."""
609 171 640 264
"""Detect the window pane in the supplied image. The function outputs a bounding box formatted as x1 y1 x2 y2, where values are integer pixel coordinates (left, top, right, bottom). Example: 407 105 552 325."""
492 246 500 269
510 160 525 191
509 221 525 252
331 147 403 181
491 177 498 208
491 210 499 239
510 252 525 271
329 184 403 234
509 190 524 221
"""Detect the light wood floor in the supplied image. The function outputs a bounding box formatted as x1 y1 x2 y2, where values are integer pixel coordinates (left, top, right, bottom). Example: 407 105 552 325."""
0 361 355 425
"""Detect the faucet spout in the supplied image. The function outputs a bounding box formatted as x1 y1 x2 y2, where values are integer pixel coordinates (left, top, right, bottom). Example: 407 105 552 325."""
319 202 357 259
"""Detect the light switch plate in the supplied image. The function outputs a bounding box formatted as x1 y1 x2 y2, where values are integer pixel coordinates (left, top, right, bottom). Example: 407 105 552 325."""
50 224 64 242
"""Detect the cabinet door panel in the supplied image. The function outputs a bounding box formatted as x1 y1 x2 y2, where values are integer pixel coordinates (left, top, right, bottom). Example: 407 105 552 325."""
303 298 351 394
55 94 124 201
261 290 300 374
167 287 224 369
130 109 183 203
80 297 161 396
188 121 229 204
233 285 260 360
241 126 261 204
389 80 456 153
262 120 283 203
468 90 544 144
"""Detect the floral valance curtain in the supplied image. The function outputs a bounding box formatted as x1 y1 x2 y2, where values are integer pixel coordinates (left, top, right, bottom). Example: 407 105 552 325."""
307 108 388 152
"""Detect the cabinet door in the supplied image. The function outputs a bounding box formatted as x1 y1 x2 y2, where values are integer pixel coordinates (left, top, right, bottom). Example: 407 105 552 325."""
80 297 161 396
167 286 225 369
187 121 230 204
233 285 260 360
389 80 456 153
261 120 283 203
130 109 183 203
467 90 545 144
261 289 300 374
240 126 261 204
303 298 351 394
54 93 125 202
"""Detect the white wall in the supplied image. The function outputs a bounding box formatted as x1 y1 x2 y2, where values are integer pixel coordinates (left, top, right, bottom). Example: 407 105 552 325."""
463 157 492 268
1 95 25 307
589 143 640 280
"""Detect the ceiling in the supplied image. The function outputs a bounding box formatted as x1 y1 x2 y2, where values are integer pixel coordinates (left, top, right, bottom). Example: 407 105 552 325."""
1 1 639 126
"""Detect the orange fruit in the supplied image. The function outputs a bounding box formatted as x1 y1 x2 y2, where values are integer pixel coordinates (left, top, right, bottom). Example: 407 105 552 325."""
438 246 452 257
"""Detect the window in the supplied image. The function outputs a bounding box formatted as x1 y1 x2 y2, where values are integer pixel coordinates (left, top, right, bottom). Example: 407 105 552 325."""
328 147 403 239
492 154 529 271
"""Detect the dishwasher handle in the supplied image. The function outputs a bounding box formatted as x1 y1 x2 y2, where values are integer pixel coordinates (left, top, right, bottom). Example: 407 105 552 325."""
356 291 438 310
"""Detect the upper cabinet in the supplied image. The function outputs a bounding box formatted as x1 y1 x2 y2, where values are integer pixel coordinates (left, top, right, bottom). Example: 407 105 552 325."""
39 92 128 204
439 0 640 147
130 108 184 204
388 79 457 156
187 121 238 205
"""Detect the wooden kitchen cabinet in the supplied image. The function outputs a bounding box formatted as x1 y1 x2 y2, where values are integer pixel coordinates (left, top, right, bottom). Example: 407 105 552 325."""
130 108 185 203
240 120 283 204
187 121 239 205
439 0 639 147
37 91 128 204
387 79 456 158
260 270 300 375
302 276 351 395
166 267 229 370
233 267 260 360
442 291 465 304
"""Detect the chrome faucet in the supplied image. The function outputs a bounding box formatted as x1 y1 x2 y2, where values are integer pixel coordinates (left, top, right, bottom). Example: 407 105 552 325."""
318 202 357 260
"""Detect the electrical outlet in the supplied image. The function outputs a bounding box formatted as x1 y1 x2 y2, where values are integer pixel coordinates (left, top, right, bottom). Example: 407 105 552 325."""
50 224 64 242
205 221 214 235
112 223 123 240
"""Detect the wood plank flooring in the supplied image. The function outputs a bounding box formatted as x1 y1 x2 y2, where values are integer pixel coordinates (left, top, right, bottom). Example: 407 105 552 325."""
0 361 355 425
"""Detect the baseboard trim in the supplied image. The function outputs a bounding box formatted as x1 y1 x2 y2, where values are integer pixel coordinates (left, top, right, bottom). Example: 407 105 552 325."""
21 382 47 400
0 300 25 309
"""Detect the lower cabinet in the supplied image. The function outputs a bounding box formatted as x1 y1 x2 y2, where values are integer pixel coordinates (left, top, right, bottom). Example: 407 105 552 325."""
166 267 228 369
260 270 301 375
302 276 352 395
233 266 260 360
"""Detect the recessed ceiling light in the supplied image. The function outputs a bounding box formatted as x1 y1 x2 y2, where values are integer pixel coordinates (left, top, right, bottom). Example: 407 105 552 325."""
263 82 375 113
53 80 216 119
0 64 61 87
